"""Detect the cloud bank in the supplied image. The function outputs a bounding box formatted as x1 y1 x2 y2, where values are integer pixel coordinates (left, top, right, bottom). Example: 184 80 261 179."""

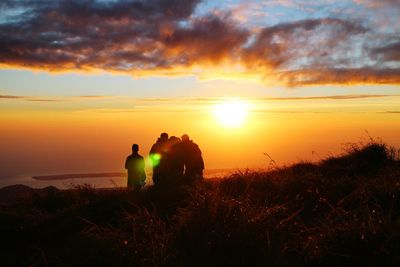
0 0 399 86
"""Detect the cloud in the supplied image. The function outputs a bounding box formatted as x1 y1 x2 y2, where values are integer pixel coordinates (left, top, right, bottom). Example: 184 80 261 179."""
274 68 400 86
76 95 112 99
242 18 367 69
0 94 111 102
242 18 400 86
0 0 203 71
136 95 398 103
162 15 249 65
26 99 64 102
6 0 240 71
261 94 399 100
0 94 63 102
370 42 400 62
0 0 399 86
0 94 23 99
382 111 400 114
354 0 400 8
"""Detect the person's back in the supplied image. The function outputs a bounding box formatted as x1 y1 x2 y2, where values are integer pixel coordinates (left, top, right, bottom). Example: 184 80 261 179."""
149 133 169 186
181 134 204 183
125 144 146 191
167 136 185 183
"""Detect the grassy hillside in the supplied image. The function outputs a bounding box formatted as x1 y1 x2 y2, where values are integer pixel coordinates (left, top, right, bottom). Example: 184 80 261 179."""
1 142 399 266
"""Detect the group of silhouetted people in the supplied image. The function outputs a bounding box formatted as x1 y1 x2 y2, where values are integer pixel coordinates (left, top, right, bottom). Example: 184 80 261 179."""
125 133 204 191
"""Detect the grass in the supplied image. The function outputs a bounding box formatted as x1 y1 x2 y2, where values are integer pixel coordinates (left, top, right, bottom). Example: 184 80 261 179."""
1 141 400 266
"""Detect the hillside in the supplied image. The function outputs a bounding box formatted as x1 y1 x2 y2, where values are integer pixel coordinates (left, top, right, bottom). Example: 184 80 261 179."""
0 142 399 266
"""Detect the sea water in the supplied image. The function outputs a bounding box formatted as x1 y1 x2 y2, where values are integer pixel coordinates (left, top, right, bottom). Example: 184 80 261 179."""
0 168 258 189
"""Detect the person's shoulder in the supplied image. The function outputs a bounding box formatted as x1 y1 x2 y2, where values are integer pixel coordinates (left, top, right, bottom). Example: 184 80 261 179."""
151 141 160 149
192 142 202 153
191 141 200 148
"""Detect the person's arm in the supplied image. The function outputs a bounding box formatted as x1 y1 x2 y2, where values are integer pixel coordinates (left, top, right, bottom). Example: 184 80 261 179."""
125 157 129 169
200 156 205 170
196 145 205 169
140 157 145 170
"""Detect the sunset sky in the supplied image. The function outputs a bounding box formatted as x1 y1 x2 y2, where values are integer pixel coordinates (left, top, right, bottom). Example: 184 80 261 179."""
0 0 399 180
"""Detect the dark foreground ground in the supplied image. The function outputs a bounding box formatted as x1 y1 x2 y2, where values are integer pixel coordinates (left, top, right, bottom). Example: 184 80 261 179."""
1 142 400 266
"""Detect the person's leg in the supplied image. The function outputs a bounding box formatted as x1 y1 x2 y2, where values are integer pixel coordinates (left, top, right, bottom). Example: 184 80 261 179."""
133 183 141 194
127 176 134 190
152 172 160 186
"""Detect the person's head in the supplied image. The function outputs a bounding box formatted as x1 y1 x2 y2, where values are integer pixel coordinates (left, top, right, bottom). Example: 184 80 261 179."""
132 144 139 153
169 136 181 144
181 134 190 142
160 132 169 140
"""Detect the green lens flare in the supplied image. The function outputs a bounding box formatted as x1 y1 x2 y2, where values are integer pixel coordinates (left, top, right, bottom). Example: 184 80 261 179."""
150 153 161 167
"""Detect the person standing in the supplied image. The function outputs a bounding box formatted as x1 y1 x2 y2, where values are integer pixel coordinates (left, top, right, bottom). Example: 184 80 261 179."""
125 144 146 191
167 136 185 184
149 133 169 186
181 134 204 184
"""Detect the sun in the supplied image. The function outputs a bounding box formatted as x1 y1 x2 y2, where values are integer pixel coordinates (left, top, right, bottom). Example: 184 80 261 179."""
213 98 250 127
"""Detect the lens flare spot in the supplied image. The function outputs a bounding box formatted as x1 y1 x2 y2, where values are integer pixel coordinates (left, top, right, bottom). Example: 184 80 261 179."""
150 153 161 167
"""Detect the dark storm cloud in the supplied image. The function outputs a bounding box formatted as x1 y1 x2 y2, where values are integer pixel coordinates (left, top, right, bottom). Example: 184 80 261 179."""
0 0 399 86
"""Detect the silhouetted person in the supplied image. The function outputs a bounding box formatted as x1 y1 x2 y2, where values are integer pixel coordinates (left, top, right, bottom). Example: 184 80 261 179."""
166 136 185 183
125 144 146 192
149 132 170 186
181 134 204 184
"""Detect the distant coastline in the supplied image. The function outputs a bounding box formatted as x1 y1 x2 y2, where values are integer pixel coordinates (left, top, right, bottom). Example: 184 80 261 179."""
31 168 258 181
0 168 262 190
32 172 126 180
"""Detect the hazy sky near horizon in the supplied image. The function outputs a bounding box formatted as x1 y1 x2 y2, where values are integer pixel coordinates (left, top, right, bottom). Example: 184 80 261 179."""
0 0 399 179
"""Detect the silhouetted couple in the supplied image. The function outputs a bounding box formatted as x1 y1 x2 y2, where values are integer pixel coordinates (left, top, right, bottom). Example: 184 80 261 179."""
125 133 204 191
150 133 204 187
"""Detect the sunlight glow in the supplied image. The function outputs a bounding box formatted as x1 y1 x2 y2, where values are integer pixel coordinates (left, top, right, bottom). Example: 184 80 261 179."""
213 98 250 128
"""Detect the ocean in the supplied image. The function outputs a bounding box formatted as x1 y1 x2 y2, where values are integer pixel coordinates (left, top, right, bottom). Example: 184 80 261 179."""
0 168 262 189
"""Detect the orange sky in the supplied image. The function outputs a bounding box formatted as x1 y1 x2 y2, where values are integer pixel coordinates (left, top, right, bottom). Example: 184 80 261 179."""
1 96 399 178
